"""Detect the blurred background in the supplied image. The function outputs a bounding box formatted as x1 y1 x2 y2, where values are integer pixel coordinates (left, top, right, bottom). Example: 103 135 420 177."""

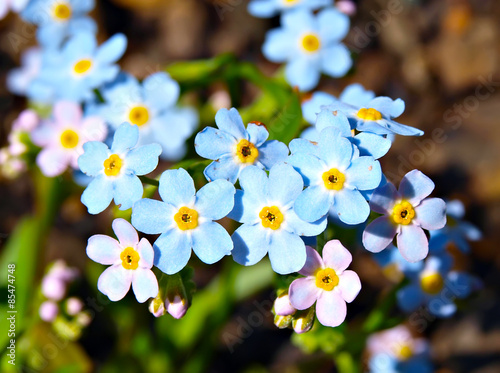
1 0 499 372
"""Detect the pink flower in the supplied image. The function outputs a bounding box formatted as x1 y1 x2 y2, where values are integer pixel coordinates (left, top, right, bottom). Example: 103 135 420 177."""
289 240 361 327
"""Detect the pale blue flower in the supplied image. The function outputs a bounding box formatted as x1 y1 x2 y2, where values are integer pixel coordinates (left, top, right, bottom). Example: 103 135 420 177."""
248 0 332 18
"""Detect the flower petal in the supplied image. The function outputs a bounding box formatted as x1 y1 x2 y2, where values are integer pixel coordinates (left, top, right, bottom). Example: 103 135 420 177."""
153 229 192 275
318 8 350 43
194 179 235 220
316 290 347 327
215 108 247 140
111 123 139 154
268 229 306 275
322 240 352 273
318 126 353 170
112 218 138 248
37 148 71 177
131 268 159 303
289 277 319 310
299 246 323 276
369 182 399 214
287 152 323 186
132 198 176 234
414 198 447 230
362 216 397 253
286 209 327 237
338 270 361 303
368 97 405 118
143 72 179 110
399 170 435 205
192 222 232 264
113 174 143 211
78 141 109 176
137 237 154 269
81 175 114 214
345 156 381 191
238 165 269 202
87 235 121 265
285 57 320 92
397 225 429 262
247 122 269 147
203 155 241 184
294 185 332 222
194 127 236 160
320 44 352 78
232 224 269 266
95 33 127 65
396 284 424 312
125 143 162 176
257 140 289 170
315 108 352 136
262 28 293 62
158 168 196 207
334 188 370 225
97 265 132 302
268 163 303 207
351 133 391 160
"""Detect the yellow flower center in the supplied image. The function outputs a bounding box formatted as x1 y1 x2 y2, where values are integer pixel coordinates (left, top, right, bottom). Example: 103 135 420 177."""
322 168 345 191
259 206 284 230
283 0 299 5
395 344 413 360
420 272 444 295
53 3 72 20
357 108 383 121
391 201 415 225
73 59 92 75
103 154 123 177
315 268 339 291
174 207 199 231
235 139 259 164
60 129 79 149
120 247 140 270
128 106 150 127
301 33 321 53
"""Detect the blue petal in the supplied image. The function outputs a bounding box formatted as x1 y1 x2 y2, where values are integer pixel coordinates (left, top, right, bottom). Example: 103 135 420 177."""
397 284 424 312
345 156 381 190
95 33 127 65
333 188 370 225
268 163 303 207
78 141 109 176
111 123 139 154
153 229 192 275
294 185 332 222
446 200 465 219
289 138 320 156
285 57 320 92
247 122 269 147
447 272 473 298
302 91 335 125
318 8 349 43
257 140 289 170
81 175 114 214
142 72 179 111
114 174 143 211
268 229 306 274
286 209 327 236
287 152 323 186
399 170 435 205
194 127 236 160
228 190 261 224
125 143 162 176
339 83 375 106
362 216 397 253
414 198 447 230
262 28 293 62
321 44 352 78
369 181 399 214
460 221 482 241
397 225 429 262
232 224 269 266
247 1 278 18
132 198 176 234
368 97 405 118
428 296 456 318
318 126 353 169
215 108 248 140
192 222 232 264
194 179 235 220
315 108 351 136
352 132 391 159
158 168 196 207
281 8 315 30
203 156 241 184
238 165 269 203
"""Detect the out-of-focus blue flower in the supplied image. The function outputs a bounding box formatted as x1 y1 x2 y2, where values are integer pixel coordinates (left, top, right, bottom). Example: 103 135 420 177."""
31 101 107 177
248 0 332 18
7 47 43 97
86 218 159 303
195 108 289 183
0 0 29 19
430 199 482 254
228 163 327 274
34 31 127 102
132 168 235 275
373 244 422 282
90 72 197 161
324 96 424 136
22 0 96 47
288 126 382 225
78 122 161 214
363 170 447 262
262 8 351 91
367 325 433 373
396 255 479 317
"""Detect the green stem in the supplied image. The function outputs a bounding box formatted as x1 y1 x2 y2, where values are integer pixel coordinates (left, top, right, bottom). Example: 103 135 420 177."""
139 175 159 187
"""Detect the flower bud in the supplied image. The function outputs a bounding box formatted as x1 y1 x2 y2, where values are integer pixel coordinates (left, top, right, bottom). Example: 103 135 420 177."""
39 301 59 322
273 292 296 317
65 297 84 316
292 308 315 334
274 314 293 329
148 272 191 319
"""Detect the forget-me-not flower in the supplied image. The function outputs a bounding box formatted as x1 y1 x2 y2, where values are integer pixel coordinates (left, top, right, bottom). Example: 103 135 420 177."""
195 108 289 183
262 8 351 91
86 218 159 302
229 163 327 274
288 126 382 225
132 168 236 275
0 0 28 19
7 47 43 97
91 72 197 160
373 244 421 283
78 122 162 214
22 0 96 48
289 241 361 327
31 101 107 177
34 31 127 102
247 0 332 18
363 170 447 262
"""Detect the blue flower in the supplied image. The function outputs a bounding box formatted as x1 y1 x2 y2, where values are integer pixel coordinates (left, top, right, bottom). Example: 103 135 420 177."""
131 168 236 275
86 218 159 302
78 122 162 214
248 0 332 18
396 255 479 317
0 0 29 19
21 0 96 48
262 8 351 91
324 96 423 136
373 244 422 282
429 200 482 254
228 163 327 275
34 31 127 102
194 108 289 183
287 126 382 225
89 72 197 161
7 47 42 97
363 170 447 262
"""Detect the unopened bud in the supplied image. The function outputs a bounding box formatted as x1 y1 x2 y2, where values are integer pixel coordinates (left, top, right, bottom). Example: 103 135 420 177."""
273 292 296 316
292 308 315 334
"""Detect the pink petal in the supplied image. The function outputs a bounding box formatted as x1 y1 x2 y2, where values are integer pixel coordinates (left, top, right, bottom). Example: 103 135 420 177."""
53 101 82 125
37 147 71 177
338 270 361 303
289 277 319 310
80 116 107 143
97 265 132 302
274 294 296 316
131 268 159 303
298 246 323 276
316 290 347 327
137 238 154 269
112 218 139 248
322 240 352 273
